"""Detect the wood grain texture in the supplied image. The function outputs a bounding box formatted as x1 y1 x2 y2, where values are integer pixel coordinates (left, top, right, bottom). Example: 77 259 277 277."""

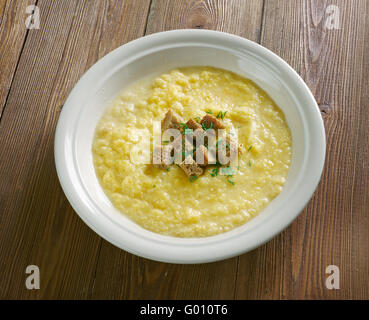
146 0 263 40
88 0 264 300
235 0 369 299
0 0 36 118
0 0 151 299
0 0 368 300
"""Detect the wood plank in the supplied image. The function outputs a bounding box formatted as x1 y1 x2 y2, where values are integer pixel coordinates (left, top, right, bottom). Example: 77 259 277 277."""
90 0 264 300
0 0 151 299
235 0 369 299
91 242 238 299
2 0 366 300
0 0 36 118
146 0 263 40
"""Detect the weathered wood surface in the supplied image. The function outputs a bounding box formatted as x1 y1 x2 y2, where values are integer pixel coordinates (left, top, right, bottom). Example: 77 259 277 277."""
0 0 367 299
0 0 36 117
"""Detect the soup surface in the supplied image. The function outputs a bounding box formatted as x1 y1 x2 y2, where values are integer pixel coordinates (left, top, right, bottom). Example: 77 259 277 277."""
93 67 292 237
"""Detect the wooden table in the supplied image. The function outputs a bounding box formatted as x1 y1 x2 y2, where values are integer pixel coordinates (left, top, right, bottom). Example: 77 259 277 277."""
0 0 368 300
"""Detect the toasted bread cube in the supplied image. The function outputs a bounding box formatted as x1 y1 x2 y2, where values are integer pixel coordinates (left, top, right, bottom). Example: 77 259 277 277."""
171 134 184 149
183 119 204 148
195 145 209 166
153 143 178 169
200 114 225 131
186 118 203 131
179 156 203 177
162 144 174 165
162 109 184 131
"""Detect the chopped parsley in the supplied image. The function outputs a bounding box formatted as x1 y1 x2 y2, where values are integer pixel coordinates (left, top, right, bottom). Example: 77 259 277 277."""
189 175 198 182
202 122 214 131
210 168 219 177
184 128 193 135
181 149 195 159
222 166 235 177
247 145 253 152
180 123 191 135
194 116 201 122
216 111 228 120
227 178 235 185
205 110 213 114
248 160 252 167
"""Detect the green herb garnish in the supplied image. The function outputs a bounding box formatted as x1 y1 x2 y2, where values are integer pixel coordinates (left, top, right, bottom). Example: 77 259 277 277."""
227 178 235 185
189 175 198 182
216 111 228 120
184 128 193 135
222 166 234 177
180 123 191 135
202 122 214 131
247 145 253 152
248 160 252 167
182 149 194 158
210 168 219 177
205 110 213 114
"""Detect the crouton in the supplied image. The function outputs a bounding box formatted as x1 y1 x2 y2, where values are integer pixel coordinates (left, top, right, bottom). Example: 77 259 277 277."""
200 114 225 131
195 145 209 166
186 118 203 131
156 110 242 180
183 119 205 147
179 156 204 177
162 109 184 131
171 134 184 149
168 134 186 163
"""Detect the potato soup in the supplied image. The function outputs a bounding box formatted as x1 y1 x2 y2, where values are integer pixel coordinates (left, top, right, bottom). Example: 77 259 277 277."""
92 67 292 237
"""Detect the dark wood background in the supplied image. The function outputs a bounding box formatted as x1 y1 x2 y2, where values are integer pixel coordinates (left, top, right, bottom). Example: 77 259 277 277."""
0 0 368 299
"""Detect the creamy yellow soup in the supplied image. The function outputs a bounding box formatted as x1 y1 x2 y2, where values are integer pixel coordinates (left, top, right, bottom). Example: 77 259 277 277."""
93 67 292 237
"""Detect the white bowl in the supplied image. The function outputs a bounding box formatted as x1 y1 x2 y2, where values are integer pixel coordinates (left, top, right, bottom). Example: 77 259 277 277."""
55 29 325 264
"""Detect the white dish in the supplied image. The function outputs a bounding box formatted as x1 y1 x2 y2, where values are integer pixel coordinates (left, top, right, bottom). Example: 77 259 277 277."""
54 29 325 263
